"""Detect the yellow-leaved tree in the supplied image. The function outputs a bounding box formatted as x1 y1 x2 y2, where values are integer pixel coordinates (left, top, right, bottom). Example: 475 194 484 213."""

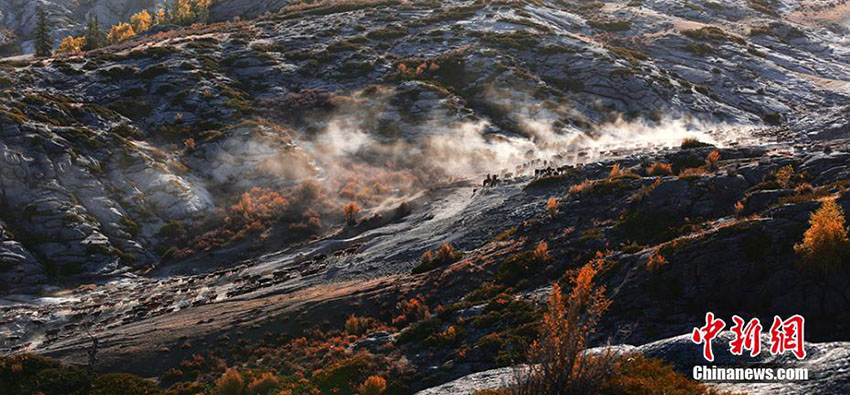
57 36 85 54
107 22 136 43
130 10 152 33
794 199 849 272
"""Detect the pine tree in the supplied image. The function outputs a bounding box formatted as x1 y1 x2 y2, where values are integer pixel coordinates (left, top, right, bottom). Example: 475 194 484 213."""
33 7 53 57
83 14 103 51
164 0 176 24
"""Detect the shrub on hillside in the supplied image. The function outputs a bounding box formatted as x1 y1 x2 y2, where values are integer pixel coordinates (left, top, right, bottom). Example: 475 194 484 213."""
357 375 387 395
775 164 796 189
345 315 374 336
601 355 721 394
705 150 721 171
0 354 166 395
678 167 708 179
569 179 594 195
0 354 90 394
343 201 362 224
413 242 462 274
393 297 430 326
646 162 672 176
213 368 244 395
680 137 712 149
311 352 381 395
647 249 668 271
246 372 280 395
497 245 552 287
92 373 162 395
546 197 558 218
609 163 638 179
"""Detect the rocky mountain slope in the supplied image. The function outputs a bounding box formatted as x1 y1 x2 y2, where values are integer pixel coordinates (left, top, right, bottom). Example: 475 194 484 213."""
2 0 850 393
0 0 165 55
1 0 849 292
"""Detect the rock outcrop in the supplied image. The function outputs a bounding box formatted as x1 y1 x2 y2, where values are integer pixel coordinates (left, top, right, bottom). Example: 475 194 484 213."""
417 333 850 395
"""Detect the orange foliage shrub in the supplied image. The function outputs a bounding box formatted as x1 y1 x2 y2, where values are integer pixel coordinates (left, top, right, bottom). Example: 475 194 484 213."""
678 167 707 178
533 241 550 262
647 249 668 271
393 297 430 326
681 137 709 149
630 177 662 202
569 179 594 195
705 150 721 170
343 201 362 224
345 315 372 336
231 187 289 225
734 200 745 217
435 242 456 262
795 182 814 195
546 197 558 217
213 368 244 395
646 162 672 176
415 242 463 274
183 137 196 150
609 163 625 178
357 375 387 395
246 371 280 394
794 199 849 272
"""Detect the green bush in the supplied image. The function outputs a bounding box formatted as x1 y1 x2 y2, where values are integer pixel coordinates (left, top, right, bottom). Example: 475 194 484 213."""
0 354 89 395
92 373 162 395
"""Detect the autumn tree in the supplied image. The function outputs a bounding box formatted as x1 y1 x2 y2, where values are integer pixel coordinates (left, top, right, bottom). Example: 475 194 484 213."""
130 10 152 33
516 255 616 395
34 7 53 57
57 36 85 54
83 14 104 51
170 0 211 25
794 199 849 272
107 22 136 43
